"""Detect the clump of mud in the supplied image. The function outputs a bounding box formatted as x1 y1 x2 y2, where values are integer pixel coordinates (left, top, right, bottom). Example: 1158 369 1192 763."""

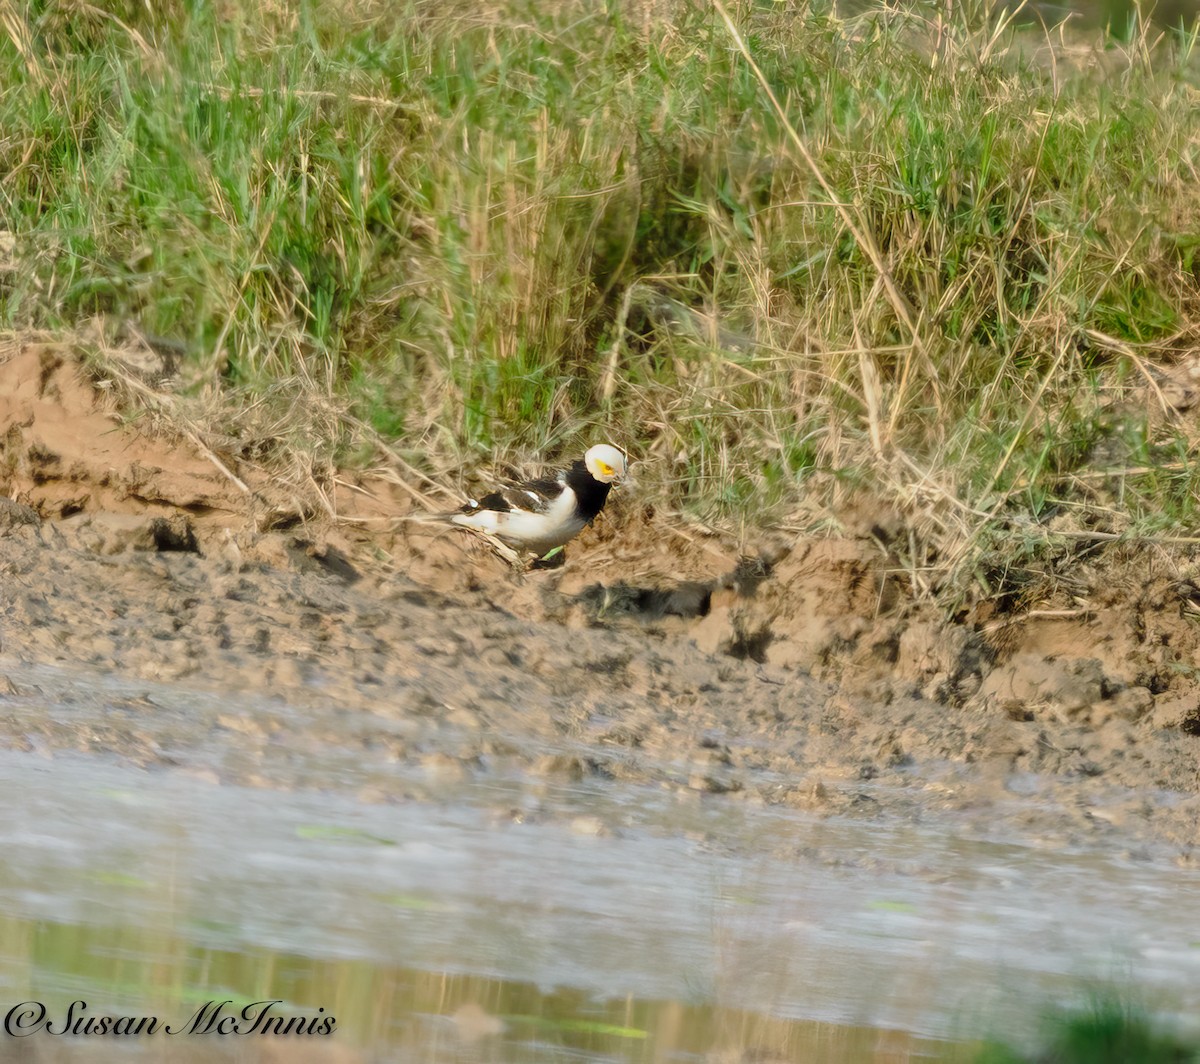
3 340 1200 857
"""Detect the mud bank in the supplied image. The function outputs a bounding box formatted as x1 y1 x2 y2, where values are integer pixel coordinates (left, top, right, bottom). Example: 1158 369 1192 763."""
2 342 1200 856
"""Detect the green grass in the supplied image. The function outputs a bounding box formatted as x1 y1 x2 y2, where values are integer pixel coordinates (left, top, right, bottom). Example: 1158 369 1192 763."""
3 0 1200 604
975 995 1200 1063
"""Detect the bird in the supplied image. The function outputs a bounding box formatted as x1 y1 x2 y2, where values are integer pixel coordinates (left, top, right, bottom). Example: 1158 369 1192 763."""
423 443 627 562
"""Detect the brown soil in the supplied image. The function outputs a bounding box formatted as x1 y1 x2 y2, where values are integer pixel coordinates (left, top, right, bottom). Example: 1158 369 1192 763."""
3 341 1200 857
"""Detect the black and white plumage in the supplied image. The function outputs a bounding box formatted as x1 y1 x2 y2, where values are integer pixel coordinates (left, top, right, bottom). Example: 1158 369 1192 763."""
441 443 627 558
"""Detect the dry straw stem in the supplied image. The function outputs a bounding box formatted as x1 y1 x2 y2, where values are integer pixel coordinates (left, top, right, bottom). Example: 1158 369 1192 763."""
711 0 923 409
89 348 252 496
5 0 1200 613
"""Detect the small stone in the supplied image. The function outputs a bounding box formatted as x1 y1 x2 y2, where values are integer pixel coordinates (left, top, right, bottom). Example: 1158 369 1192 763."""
693 745 732 767
270 658 308 688
444 706 482 730
688 772 740 794
0 499 40 530
1150 692 1200 733
530 754 585 781
420 753 468 782
1107 686 1154 723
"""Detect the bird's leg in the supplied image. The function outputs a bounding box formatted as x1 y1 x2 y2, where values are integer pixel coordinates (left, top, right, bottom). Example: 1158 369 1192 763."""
530 546 566 571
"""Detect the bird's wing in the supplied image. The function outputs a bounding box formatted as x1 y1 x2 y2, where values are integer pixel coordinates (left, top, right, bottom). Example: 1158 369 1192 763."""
461 474 566 516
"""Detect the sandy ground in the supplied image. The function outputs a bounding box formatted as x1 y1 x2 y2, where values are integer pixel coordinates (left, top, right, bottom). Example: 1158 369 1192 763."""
2 341 1200 859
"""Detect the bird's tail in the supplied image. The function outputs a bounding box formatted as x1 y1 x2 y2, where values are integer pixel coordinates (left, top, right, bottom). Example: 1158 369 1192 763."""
400 511 454 523
397 511 461 535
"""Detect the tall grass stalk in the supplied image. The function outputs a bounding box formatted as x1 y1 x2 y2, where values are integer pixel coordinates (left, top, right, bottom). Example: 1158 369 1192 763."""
3 0 1200 603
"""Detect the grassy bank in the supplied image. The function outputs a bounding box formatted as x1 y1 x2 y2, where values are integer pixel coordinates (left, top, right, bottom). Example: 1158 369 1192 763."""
3 0 1200 602
976 995 1200 1063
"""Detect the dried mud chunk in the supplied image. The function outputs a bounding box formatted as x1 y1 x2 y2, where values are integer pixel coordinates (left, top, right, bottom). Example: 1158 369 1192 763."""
55 512 197 554
0 497 39 530
25 441 61 482
978 653 1110 720
728 618 772 663
1101 685 1154 724
961 718 1028 762
687 771 741 794
568 815 610 837
574 580 711 621
692 743 733 767
149 516 198 552
691 600 735 657
530 754 586 781
1149 692 1200 734
777 779 832 809
896 621 992 704
420 752 471 781
692 600 781 665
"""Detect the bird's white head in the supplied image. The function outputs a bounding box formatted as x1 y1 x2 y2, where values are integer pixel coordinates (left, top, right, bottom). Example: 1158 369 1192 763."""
585 443 627 484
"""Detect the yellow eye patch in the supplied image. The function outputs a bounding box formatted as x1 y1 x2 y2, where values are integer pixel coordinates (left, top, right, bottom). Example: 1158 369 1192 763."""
597 461 614 476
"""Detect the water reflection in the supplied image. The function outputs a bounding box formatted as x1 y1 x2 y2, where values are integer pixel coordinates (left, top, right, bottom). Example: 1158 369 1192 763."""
0 922 957 1063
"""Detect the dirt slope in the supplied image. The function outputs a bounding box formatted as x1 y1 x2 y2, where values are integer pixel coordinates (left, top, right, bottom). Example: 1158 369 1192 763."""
2 341 1200 857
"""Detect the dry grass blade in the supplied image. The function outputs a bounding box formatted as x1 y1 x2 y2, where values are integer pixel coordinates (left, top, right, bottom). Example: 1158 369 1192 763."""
711 0 920 344
3 0 1198 616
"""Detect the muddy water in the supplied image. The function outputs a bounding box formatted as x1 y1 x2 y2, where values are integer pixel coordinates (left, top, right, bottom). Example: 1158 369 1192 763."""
0 664 1198 1061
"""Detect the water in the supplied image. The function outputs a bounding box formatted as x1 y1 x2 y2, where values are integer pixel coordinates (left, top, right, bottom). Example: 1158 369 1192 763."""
0 662 1198 1062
